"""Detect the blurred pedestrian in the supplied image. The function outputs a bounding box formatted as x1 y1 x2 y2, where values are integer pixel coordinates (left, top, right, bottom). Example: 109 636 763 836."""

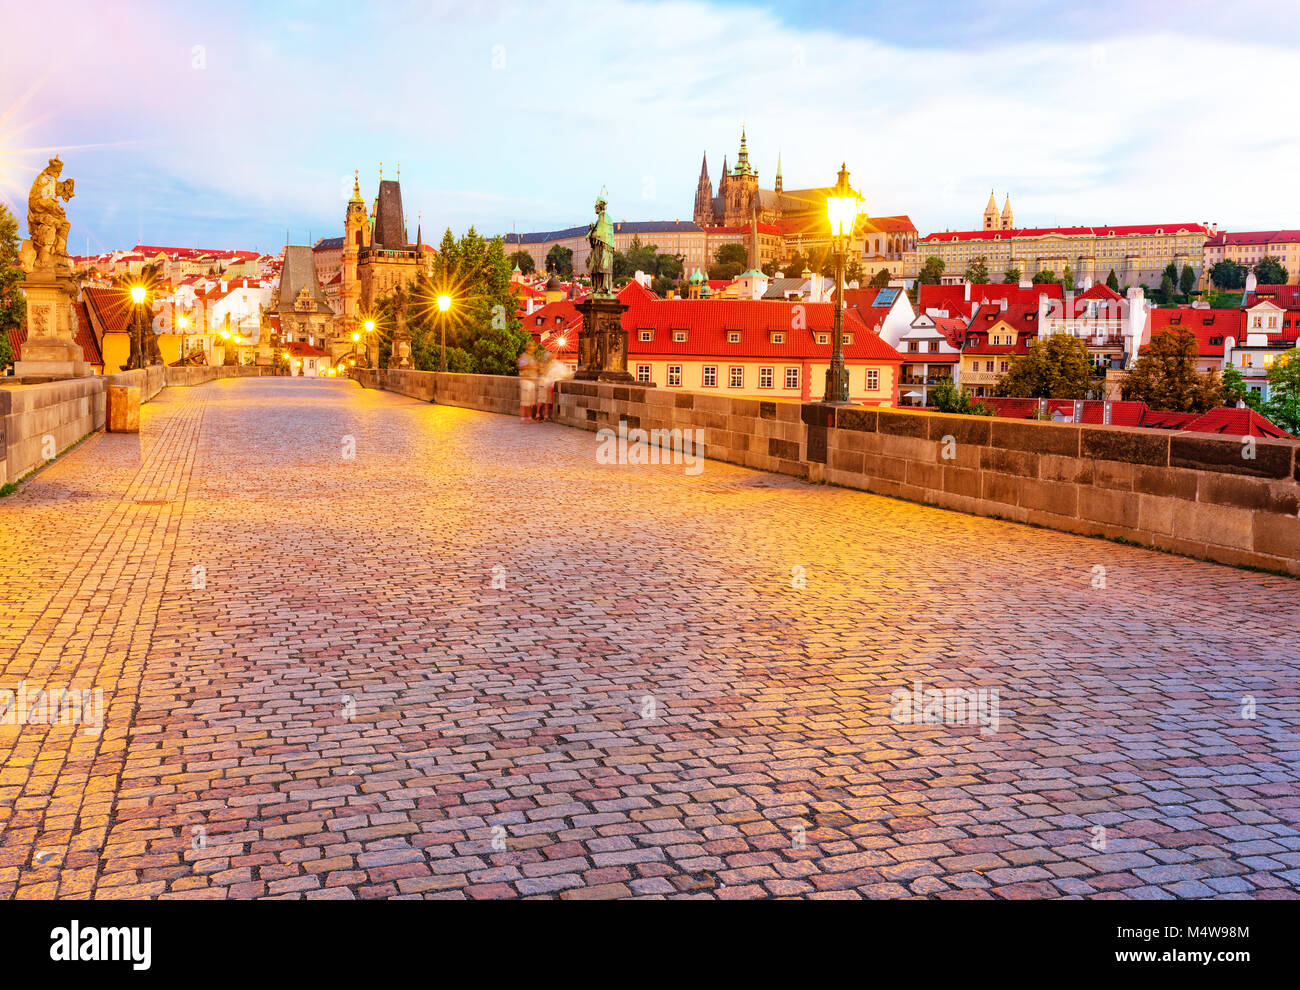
517 341 539 423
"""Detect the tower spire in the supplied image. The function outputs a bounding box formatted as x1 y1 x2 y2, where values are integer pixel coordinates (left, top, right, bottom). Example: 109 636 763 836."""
775 151 783 194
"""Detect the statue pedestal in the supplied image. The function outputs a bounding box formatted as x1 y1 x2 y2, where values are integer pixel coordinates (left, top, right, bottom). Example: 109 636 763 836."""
574 295 635 384
14 270 90 378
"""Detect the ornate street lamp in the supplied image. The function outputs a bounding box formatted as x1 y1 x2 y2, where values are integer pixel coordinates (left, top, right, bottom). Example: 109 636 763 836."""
437 294 452 372
363 318 375 367
125 284 148 370
823 163 862 404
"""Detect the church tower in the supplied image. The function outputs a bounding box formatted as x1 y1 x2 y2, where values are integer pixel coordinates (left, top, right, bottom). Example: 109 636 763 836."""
774 152 783 195
693 152 714 226
1000 194 1014 230
983 190 1001 230
341 171 368 323
724 128 760 227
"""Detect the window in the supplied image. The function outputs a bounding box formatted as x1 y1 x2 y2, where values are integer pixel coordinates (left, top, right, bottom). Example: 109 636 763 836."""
638 329 653 342
759 367 774 389
986 361 995 372
926 340 938 352
702 365 717 387
907 341 920 352
673 330 687 343
842 333 853 345
535 317 543 326
865 369 879 391
816 333 829 345
771 332 785 345
727 331 741 343
636 364 652 383
785 367 799 389
667 364 682 387
1000 361 1009 372
729 366 743 388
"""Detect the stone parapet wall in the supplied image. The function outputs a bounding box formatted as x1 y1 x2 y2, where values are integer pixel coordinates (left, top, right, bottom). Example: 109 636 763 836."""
0 377 105 485
554 381 1300 576
1 365 268 485
352 369 519 414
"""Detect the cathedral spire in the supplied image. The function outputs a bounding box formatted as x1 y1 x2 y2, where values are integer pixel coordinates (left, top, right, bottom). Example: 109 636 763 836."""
698 151 709 183
775 151 783 194
734 126 752 176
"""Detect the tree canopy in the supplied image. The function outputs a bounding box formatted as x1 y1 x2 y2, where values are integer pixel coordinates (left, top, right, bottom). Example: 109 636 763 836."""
994 334 1096 399
1264 348 1300 434
709 242 749 281
929 378 993 415
544 244 573 277
1106 269 1120 292
918 256 945 285
963 255 989 284
508 250 536 276
1209 259 1247 290
1003 266 1021 285
1031 269 1061 285
0 203 24 374
1120 327 1223 412
1254 255 1289 286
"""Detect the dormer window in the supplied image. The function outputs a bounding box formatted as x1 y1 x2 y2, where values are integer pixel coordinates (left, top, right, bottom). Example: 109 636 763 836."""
816 332 829 345
638 329 653 342
673 330 687 343
770 331 785 344
535 317 543 326
727 331 741 343
841 333 853 345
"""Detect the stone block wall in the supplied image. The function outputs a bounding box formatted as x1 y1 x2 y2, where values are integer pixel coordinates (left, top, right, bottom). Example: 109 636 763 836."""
0 377 105 485
553 382 1300 576
352 369 519 415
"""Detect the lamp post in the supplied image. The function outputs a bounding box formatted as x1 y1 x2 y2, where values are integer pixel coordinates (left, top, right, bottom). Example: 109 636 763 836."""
437 294 451 371
823 163 862 404
126 284 147 370
363 318 375 368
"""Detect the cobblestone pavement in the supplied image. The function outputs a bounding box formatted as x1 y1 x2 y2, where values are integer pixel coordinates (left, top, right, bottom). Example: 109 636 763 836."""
2 377 1298 900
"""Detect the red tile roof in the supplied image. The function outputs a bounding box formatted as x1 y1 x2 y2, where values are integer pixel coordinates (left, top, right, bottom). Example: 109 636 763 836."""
1245 285 1300 309
83 286 136 334
1146 308 1243 357
286 341 329 358
918 283 1064 315
921 223 1209 243
962 303 1041 354
1206 230 1300 246
977 398 1290 437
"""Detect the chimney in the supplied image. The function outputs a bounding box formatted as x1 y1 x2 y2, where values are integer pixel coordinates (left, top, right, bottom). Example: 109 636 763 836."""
963 281 971 303
220 279 228 293
1246 271 1258 293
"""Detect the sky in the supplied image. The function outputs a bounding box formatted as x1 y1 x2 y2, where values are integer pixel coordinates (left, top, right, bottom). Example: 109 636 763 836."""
2 0 1298 254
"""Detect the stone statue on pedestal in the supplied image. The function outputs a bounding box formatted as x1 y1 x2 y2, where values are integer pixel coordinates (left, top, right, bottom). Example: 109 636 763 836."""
388 283 412 369
14 156 90 379
587 194 615 298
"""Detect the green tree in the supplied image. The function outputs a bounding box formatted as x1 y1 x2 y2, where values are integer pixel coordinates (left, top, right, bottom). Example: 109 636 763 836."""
1120 326 1223 412
709 242 748 281
918 255 945 285
869 268 892 289
1264 349 1300 433
845 258 864 285
1179 265 1196 299
1162 262 1179 286
508 250 535 276
1106 269 1120 292
963 255 989 284
994 334 1097 399
1003 266 1021 284
1062 265 1075 291
1221 363 1263 411
1156 271 1177 306
654 252 684 281
544 244 573 277
1254 255 1289 286
1031 269 1060 285
424 229 529 375
929 378 993 415
1209 259 1246 290
0 203 24 374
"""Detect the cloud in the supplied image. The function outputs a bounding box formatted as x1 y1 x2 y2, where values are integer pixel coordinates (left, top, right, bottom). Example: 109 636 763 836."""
1 0 1295 248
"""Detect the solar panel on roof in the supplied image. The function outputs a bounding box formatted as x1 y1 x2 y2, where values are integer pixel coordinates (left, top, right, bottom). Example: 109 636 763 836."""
873 289 899 307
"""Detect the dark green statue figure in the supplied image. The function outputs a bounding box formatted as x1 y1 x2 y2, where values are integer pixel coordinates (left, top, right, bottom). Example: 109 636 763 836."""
587 194 614 296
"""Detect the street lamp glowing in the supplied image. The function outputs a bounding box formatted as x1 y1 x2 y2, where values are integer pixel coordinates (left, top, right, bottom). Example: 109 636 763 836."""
220 330 230 339
437 294 452 312
556 337 566 347
825 164 862 239
352 332 360 342
177 315 189 330
364 319 375 333
129 285 146 305
283 350 290 359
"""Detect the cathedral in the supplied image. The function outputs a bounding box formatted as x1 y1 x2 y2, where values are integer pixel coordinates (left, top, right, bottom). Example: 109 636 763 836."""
692 129 800 228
